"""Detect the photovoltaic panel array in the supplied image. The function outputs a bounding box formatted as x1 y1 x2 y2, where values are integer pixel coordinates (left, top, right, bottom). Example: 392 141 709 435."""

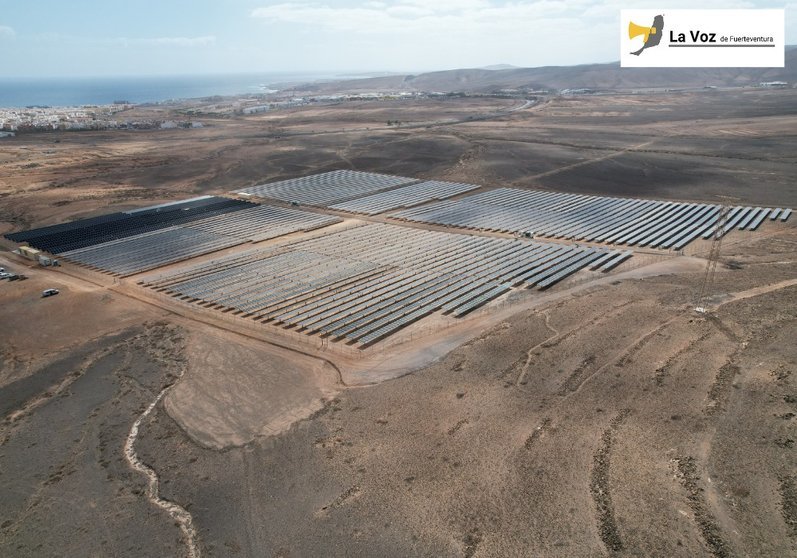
183 205 341 242
236 170 418 206
391 188 792 250
140 224 627 347
328 180 480 215
60 227 242 276
5 196 253 254
6 198 342 276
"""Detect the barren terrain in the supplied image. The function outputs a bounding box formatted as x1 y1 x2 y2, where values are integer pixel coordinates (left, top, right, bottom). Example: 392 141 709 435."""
1 89 796 557
2 89 796 236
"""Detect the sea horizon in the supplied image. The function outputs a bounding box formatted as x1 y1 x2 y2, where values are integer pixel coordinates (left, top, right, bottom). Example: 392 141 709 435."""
0 71 383 109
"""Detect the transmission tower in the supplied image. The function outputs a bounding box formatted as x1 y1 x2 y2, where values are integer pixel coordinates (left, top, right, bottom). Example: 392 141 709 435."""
695 204 731 313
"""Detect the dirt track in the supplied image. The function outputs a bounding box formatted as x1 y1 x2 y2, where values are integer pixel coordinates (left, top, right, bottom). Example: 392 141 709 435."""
134 243 796 556
0 323 191 557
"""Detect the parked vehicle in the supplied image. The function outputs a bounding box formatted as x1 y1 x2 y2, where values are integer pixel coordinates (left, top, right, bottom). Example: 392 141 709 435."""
41 288 60 297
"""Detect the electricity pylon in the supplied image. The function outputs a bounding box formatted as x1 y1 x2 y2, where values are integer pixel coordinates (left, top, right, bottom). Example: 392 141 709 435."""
695 204 731 313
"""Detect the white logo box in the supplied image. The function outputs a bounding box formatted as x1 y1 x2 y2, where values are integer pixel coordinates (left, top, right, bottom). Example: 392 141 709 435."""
621 9 784 68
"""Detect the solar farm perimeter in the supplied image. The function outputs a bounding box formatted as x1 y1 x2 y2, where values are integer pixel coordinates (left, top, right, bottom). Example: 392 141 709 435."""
6 170 792 351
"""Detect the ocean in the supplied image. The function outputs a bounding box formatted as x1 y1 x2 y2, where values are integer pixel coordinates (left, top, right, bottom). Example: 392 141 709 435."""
0 72 337 108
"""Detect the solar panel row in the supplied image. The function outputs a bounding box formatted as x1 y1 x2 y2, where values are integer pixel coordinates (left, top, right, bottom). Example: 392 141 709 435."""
139 224 627 347
183 204 341 242
5 199 343 276
5 196 253 254
328 180 479 215
391 188 791 250
236 170 418 206
61 227 242 276
4 212 130 244
5 196 230 246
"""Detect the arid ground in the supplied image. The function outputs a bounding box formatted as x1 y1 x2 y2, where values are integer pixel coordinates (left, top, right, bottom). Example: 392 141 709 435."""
1 89 796 557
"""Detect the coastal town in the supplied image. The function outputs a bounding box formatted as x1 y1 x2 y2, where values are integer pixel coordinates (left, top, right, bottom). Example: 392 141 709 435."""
0 89 525 133
0 103 206 133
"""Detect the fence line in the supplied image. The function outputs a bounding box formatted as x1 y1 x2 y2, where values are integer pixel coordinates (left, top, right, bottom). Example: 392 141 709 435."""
127 284 368 359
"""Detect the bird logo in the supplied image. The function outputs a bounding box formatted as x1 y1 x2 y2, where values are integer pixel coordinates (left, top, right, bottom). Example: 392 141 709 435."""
629 15 664 56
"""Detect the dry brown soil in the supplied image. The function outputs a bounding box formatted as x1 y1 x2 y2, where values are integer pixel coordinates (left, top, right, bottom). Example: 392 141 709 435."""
1 89 796 557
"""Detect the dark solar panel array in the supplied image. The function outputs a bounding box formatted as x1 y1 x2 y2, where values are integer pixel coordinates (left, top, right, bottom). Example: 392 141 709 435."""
5 212 129 244
391 188 792 250
140 224 628 348
6 198 343 277
123 195 224 216
4 196 254 254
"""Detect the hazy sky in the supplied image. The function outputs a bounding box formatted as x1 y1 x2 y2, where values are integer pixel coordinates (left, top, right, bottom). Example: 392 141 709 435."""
1 0 794 77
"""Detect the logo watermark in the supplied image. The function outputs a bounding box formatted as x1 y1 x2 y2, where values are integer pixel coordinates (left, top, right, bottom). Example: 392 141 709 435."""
621 10 784 67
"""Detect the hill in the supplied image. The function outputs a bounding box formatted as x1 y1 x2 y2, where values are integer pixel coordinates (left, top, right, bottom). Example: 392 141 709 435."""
296 46 797 94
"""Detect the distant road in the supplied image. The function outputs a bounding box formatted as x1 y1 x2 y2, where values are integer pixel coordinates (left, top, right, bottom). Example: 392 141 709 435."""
400 98 536 129
242 98 538 141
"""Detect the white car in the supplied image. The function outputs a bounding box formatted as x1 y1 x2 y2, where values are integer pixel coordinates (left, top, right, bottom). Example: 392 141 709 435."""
41 288 60 298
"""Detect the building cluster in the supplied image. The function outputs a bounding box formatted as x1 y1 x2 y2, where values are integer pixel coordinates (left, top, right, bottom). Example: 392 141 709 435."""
238 91 424 115
0 104 202 133
0 104 127 132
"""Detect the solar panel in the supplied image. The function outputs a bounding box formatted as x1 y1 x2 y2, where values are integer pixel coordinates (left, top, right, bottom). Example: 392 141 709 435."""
5 197 253 254
11 200 342 276
235 170 418 206
139 223 628 347
595 250 633 272
329 180 479 215
390 187 781 250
